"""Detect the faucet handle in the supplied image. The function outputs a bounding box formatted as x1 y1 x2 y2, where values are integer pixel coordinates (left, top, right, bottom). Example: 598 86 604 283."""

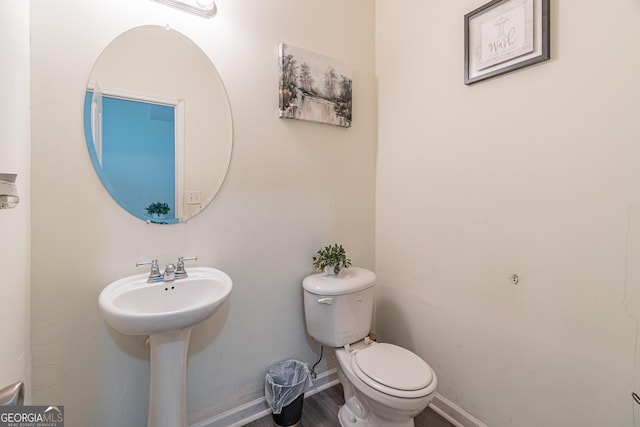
136 259 161 282
176 256 197 277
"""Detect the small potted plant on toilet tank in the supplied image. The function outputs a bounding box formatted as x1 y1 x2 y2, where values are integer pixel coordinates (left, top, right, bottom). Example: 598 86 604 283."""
312 243 351 275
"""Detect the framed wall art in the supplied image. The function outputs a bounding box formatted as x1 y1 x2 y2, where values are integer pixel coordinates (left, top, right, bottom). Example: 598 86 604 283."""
279 43 352 128
464 0 550 85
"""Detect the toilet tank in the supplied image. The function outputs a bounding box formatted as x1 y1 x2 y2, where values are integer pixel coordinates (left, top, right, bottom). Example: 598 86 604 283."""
302 267 376 347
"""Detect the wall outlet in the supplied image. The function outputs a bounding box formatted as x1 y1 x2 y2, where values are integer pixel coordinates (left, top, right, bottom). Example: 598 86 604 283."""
186 190 201 205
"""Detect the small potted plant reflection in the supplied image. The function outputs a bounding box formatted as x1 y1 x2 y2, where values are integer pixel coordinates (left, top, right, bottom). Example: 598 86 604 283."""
145 202 171 223
312 243 352 275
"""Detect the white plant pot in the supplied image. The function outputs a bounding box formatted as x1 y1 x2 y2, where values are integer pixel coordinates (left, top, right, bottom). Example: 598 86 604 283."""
324 266 339 275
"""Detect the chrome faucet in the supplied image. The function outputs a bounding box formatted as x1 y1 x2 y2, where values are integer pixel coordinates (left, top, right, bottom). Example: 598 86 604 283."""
136 256 197 283
163 263 176 282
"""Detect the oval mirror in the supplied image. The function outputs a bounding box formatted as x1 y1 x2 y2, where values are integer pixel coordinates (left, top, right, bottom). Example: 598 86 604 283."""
83 25 233 224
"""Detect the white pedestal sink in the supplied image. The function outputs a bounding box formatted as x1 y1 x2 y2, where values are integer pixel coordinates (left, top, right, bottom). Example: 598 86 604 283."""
99 267 232 427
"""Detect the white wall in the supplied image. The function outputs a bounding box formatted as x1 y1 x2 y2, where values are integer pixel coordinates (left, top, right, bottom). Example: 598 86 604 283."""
0 0 31 404
30 1 375 426
376 1 640 426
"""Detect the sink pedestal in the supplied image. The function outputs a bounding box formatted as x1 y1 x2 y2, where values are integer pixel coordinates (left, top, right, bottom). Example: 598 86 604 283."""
148 329 192 427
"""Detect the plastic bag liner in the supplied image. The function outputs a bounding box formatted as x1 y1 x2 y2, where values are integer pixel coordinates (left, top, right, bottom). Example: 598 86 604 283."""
265 359 313 414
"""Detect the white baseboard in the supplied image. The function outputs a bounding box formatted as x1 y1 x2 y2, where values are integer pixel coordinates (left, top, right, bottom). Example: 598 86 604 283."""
430 393 487 427
191 368 340 427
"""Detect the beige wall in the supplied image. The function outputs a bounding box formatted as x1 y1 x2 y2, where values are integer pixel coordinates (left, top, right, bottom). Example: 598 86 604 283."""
0 0 31 404
376 0 640 426
27 0 640 425
30 0 375 425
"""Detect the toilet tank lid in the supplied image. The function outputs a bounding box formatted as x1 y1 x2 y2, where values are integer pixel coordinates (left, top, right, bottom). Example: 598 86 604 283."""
303 267 376 295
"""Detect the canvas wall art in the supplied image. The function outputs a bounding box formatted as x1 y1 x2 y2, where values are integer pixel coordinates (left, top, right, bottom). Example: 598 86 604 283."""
279 43 352 128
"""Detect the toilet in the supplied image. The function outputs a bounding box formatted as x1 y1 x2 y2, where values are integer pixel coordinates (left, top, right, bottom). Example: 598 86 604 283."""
303 267 437 427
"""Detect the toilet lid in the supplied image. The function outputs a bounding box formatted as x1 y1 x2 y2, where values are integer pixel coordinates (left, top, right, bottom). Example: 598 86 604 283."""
353 343 433 391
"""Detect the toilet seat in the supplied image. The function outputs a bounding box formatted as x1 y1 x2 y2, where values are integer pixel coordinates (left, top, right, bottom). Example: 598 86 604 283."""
352 343 434 399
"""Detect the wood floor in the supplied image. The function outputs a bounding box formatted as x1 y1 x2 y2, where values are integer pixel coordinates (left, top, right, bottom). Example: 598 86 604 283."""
244 383 453 427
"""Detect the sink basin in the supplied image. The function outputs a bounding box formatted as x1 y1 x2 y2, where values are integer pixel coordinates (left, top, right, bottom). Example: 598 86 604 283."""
99 266 232 427
99 267 232 336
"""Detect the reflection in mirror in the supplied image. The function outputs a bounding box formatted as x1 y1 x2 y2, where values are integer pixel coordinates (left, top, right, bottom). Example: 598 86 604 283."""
84 25 232 224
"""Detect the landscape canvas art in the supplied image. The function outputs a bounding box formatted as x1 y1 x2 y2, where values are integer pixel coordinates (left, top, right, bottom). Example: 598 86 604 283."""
279 43 352 128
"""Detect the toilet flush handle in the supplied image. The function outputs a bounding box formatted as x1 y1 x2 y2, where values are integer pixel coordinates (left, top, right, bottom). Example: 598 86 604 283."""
317 298 333 305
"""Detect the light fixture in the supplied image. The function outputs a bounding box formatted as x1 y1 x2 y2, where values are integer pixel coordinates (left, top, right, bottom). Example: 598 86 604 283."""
150 0 217 18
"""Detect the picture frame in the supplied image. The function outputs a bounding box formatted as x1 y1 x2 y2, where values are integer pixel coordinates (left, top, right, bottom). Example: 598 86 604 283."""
464 0 549 85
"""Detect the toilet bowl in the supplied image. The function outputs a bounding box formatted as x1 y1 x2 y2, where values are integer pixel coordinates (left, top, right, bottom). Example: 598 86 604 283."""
302 267 438 427
335 340 437 427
